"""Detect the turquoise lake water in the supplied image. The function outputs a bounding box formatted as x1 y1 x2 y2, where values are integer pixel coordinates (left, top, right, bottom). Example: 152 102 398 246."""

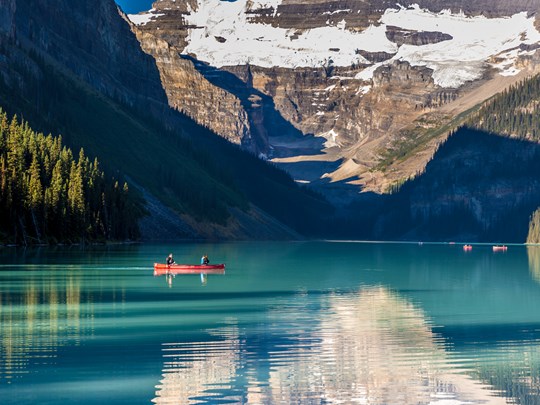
1 241 540 404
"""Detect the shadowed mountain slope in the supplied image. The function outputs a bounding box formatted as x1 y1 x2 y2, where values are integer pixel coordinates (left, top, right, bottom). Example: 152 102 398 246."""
0 0 332 240
368 128 540 242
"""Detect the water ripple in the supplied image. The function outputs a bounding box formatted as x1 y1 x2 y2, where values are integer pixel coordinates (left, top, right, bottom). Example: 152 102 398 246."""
152 286 509 404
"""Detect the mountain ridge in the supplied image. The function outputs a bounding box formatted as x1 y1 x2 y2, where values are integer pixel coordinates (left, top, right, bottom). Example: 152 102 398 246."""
2 0 540 242
0 0 332 241
131 0 540 195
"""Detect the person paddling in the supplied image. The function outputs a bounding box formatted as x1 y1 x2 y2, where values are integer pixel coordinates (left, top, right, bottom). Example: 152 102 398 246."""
201 254 209 265
166 253 175 266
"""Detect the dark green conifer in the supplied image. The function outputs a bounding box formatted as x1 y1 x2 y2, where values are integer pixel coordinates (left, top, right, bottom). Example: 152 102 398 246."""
27 156 43 210
0 108 143 244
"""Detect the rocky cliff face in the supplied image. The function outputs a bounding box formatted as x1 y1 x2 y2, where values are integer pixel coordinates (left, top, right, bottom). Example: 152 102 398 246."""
245 0 540 29
132 28 250 145
130 0 540 198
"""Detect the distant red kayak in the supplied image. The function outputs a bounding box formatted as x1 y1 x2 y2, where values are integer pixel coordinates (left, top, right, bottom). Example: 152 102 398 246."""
153 263 225 275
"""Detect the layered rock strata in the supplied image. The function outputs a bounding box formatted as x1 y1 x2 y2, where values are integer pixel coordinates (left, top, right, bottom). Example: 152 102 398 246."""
130 0 540 194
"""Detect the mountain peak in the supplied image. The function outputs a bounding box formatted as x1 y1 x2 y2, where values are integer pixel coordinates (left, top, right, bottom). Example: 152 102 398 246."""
132 1 540 89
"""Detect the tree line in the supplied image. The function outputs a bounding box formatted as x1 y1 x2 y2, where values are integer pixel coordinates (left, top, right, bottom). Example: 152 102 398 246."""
469 74 540 141
0 109 143 244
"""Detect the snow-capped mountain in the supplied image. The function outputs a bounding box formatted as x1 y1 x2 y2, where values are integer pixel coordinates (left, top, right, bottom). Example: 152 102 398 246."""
128 0 540 194
139 2 539 87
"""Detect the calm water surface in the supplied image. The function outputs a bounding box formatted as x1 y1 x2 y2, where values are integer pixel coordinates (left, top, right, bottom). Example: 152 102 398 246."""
1 241 540 404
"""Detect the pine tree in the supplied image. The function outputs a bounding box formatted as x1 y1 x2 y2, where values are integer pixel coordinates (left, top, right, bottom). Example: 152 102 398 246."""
27 156 43 210
26 156 43 241
67 161 84 235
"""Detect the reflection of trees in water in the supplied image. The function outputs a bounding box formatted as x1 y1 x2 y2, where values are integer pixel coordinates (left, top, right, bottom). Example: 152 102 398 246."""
527 246 540 284
477 349 540 405
153 286 506 404
0 272 87 382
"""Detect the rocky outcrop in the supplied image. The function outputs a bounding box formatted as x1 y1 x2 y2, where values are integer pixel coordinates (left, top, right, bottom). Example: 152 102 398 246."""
128 3 192 49
133 16 314 155
385 26 452 47
356 50 395 64
132 28 250 145
245 0 540 30
237 60 457 160
405 0 540 17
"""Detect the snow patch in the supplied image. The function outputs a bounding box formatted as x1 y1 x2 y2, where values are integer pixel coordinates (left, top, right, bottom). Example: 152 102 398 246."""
323 9 351 16
490 47 537 76
356 85 372 95
379 6 540 87
182 0 391 68
181 1 540 89
320 129 340 148
127 9 164 26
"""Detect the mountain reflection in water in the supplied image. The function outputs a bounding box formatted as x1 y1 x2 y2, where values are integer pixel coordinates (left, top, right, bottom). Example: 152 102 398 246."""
2 243 540 404
153 287 506 405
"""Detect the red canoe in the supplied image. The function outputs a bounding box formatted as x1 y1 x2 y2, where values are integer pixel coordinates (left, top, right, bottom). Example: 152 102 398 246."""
153 263 225 275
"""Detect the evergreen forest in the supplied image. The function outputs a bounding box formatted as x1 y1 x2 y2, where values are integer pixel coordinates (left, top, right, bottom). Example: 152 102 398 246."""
0 109 143 245
470 73 540 140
